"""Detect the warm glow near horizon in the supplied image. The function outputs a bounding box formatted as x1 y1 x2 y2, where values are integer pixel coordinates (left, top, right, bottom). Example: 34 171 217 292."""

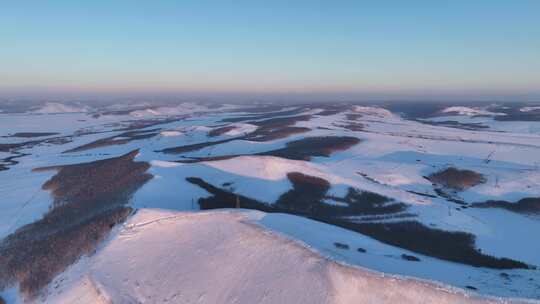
1 1 539 100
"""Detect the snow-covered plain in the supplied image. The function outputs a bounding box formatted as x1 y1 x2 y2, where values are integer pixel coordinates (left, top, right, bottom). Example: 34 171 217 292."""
1 101 540 303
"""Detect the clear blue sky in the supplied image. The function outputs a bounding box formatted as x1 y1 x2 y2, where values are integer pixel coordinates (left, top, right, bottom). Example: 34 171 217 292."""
1 0 539 100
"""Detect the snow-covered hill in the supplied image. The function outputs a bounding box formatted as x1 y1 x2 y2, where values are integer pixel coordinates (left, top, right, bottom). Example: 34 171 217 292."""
440 106 506 117
44 209 509 304
33 102 89 114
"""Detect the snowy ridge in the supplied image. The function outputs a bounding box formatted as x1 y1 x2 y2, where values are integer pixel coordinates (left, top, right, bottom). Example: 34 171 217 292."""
202 155 429 205
440 106 505 117
520 106 540 112
221 123 259 136
128 102 234 117
353 106 394 118
44 209 519 304
33 102 89 114
159 130 183 137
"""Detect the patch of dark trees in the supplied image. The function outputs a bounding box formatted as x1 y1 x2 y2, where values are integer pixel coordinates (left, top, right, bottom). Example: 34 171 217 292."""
406 190 438 199
239 115 313 142
334 242 349 249
113 117 184 131
0 150 152 299
160 115 317 154
187 172 406 219
417 120 489 131
207 125 238 137
186 172 533 270
159 137 241 154
314 219 530 269
314 104 351 116
432 188 468 206
3 132 60 138
427 167 486 191
346 113 363 121
221 107 308 123
401 254 421 262
258 136 360 161
334 123 364 131
231 105 289 114
426 167 487 206
0 136 72 153
63 129 160 153
168 136 361 163
472 197 540 216
248 126 311 142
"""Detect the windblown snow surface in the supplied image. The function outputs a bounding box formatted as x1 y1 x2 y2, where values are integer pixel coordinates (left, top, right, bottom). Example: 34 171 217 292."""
44 209 514 304
1 101 540 303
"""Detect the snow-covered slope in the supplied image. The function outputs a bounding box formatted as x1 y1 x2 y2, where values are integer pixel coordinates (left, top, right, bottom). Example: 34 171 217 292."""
45 209 508 304
33 102 89 114
2 102 540 303
128 102 234 117
440 106 505 117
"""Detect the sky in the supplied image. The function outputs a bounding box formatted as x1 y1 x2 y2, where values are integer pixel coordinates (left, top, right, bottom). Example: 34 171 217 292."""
1 0 539 101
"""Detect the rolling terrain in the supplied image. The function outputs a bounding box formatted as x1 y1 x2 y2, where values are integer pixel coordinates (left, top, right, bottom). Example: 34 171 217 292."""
1 101 540 303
